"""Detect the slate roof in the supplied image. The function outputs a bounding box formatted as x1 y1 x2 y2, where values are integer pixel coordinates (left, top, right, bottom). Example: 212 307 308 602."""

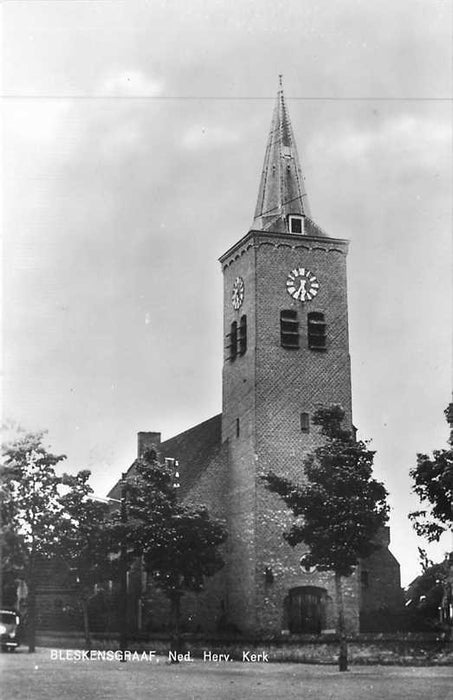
107 413 223 503
160 413 222 497
252 79 312 232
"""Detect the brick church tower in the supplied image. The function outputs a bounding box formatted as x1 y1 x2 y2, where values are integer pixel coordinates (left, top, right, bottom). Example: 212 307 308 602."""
107 80 401 637
220 81 355 633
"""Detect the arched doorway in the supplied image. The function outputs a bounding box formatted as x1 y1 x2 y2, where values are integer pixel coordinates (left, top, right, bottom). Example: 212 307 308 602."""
287 586 328 634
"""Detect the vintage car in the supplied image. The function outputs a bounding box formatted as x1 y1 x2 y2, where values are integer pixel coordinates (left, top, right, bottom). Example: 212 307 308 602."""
0 610 21 651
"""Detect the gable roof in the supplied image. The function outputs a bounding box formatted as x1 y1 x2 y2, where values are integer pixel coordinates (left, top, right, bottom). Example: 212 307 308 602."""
161 413 222 497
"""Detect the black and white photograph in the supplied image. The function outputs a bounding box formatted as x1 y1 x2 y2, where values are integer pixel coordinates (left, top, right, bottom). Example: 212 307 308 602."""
1 1 452 698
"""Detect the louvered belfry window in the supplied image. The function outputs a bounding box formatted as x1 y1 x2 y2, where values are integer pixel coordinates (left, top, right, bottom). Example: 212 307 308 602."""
238 315 247 355
307 312 326 350
280 310 299 349
227 316 247 361
228 321 238 360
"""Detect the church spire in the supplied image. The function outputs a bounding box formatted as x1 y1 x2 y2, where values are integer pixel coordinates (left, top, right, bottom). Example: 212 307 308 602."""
252 78 312 233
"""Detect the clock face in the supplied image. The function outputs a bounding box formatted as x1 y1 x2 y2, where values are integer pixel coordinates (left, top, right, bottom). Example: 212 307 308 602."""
286 267 319 302
232 276 245 310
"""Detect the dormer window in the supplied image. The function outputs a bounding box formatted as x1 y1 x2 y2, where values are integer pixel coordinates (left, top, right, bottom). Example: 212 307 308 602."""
288 215 304 234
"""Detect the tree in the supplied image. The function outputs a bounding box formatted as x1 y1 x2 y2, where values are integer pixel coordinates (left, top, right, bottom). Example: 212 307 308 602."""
0 431 66 652
143 505 227 647
404 553 451 632
125 450 228 656
408 404 453 636
122 453 179 557
262 405 389 671
409 404 453 543
57 470 115 650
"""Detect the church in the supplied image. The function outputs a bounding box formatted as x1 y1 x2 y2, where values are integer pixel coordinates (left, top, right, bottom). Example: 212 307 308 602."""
109 82 402 636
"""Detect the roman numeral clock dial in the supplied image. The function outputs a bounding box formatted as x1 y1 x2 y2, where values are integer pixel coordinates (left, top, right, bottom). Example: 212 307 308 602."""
286 267 320 302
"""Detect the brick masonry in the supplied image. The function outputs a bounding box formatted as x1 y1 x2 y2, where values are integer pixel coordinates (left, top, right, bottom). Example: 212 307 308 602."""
218 230 359 633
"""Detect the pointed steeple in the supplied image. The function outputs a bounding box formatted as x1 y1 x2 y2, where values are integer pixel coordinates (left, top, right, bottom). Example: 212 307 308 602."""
252 77 312 234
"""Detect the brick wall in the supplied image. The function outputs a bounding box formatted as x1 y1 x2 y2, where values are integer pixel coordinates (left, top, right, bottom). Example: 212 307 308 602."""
220 229 358 634
221 237 258 632
360 535 403 615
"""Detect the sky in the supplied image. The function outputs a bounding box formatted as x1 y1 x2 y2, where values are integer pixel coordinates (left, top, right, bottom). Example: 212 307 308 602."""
2 0 452 587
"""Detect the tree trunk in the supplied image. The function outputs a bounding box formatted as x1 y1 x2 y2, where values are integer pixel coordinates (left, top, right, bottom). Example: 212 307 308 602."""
119 474 128 659
169 593 182 663
81 599 92 651
27 583 36 653
334 571 348 672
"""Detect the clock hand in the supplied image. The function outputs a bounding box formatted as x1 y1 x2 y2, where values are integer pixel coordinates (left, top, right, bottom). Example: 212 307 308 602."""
297 279 307 299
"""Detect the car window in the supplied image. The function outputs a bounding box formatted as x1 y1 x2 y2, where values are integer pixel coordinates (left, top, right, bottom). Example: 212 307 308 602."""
0 612 17 624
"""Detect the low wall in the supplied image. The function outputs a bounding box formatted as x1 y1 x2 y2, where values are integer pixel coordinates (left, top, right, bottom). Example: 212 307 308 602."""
35 631 453 666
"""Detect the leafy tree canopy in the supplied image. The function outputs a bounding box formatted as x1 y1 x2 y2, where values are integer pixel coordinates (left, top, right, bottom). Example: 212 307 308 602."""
409 404 453 542
407 553 447 603
263 405 389 577
1 431 66 562
121 451 179 557
1 430 68 651
143 505 227 597
124 450 228 599
56 470 118 649
404 552 451 630
58 470 114 592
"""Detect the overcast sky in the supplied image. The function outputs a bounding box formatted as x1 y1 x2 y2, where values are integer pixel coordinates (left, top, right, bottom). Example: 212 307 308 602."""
2 0 452 586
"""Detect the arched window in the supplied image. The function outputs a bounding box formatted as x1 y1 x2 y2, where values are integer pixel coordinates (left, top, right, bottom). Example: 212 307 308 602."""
280 310 299 349
307 312 326 351
238 315 247 355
